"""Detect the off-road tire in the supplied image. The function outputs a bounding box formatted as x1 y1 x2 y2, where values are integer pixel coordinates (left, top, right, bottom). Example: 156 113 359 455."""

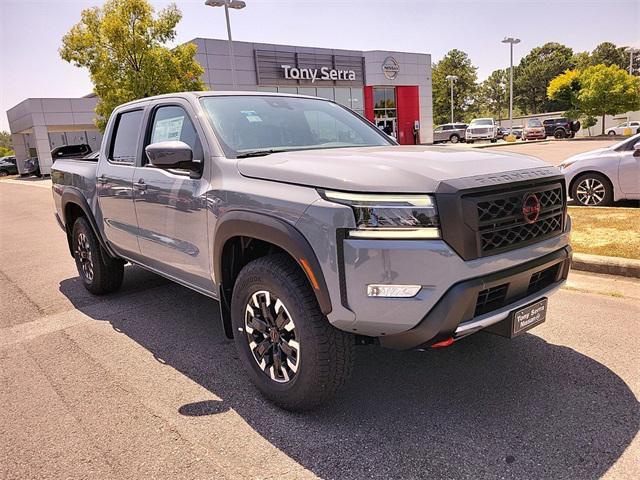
554 129 566 139
72 217 124 294
231 253 355 410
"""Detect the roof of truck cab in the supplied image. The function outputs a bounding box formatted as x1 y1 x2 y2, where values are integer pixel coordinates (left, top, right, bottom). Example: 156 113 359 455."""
117 91 322 108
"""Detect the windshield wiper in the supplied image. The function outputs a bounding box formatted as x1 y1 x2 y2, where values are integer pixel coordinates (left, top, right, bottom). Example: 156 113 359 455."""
236 149 287 158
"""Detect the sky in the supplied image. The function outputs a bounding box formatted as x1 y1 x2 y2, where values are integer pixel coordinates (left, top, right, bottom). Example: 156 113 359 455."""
1 0 639 131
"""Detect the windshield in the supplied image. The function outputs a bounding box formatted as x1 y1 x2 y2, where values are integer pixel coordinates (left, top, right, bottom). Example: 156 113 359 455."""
470 119 493 126
527 119 542 127
612 133 640 151
200 95 392 158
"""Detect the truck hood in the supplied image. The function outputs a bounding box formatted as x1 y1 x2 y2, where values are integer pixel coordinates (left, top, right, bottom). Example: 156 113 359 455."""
237 146 553 192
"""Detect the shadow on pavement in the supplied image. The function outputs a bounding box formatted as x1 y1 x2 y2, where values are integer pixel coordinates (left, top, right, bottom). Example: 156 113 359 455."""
60 275 639 479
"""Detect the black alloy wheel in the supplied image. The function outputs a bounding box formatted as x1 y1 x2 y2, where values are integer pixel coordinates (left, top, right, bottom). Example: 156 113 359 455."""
244 290 300 383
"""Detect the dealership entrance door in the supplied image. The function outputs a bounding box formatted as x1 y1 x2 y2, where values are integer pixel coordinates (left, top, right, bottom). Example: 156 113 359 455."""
376 118 397 138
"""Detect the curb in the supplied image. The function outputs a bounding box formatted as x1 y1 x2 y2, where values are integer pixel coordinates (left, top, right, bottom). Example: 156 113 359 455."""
571 253 640 278
472 140 551 149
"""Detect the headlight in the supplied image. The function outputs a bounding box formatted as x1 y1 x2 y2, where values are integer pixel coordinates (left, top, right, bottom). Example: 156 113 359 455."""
320 190 440 239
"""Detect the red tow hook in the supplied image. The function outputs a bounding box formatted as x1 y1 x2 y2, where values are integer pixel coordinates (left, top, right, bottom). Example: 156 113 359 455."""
430 337 455 348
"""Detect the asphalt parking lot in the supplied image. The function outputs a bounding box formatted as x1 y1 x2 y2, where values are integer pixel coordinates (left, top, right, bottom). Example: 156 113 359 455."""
456 138 619 166
1 145 639 479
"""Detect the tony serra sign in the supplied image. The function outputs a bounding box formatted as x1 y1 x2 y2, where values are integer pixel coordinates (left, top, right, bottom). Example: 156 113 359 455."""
254 49 364 85
281 65 356 82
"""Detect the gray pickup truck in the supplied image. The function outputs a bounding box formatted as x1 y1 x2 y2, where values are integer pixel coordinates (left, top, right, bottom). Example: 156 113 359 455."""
51 92 572 410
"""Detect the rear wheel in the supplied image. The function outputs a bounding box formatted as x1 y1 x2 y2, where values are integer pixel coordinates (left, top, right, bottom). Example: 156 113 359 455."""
231 254 354 410
0 170 8 177
72 217 124 294
449 134 460 144
554 129 566 139
572 173 613 206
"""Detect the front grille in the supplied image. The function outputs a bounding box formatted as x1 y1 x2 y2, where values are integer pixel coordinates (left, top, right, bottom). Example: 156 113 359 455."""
527 264 560 295
480 214 563 252
473 263 560 317
475 284 508 316
467 183 565 257
470 128 489 134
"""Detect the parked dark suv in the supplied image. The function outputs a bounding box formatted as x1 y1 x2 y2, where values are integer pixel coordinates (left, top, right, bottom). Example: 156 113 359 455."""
543 118 580 139
0 156 19 176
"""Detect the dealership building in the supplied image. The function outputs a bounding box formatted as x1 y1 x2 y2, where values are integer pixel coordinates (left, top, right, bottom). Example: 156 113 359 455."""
6 38 433 175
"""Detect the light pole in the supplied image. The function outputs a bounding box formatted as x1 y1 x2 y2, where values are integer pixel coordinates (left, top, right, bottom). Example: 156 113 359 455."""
204 0 246 89
625 47 639 131
445 75 458 123
502 36 521 128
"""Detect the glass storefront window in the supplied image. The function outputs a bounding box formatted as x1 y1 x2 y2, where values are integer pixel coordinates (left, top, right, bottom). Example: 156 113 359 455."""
334 88 351 108
297 87 316 97
278 87 298 95
351 88 363 111
373 87 396 119
315 88 335 101
257 86 278 93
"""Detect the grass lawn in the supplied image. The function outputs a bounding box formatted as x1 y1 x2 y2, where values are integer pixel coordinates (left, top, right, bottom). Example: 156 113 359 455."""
568 206 640 260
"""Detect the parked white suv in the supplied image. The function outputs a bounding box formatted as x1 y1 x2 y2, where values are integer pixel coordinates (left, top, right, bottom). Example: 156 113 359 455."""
466 118 498 143
559 134 640 206
606 121 640 136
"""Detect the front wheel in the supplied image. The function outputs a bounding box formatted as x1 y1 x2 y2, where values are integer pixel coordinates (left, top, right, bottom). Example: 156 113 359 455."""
0 170 8 177
554 129 566 139
491 138 497 143
231 254 354 410
72 217 124 294
572 173 613 206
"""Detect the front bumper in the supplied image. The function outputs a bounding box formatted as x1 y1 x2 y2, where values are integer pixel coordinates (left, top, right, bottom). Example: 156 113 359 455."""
378 246 571 349
466 132 495 140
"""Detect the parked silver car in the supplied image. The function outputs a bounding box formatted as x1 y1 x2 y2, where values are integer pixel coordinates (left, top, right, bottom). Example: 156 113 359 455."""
559 134 640 206
433 123 467 144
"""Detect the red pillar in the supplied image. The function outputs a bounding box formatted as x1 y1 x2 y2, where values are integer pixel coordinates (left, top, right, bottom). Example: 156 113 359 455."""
396 86 420 145
363 86 374 122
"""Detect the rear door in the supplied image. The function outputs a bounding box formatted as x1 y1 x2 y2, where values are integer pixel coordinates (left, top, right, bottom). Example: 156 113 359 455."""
132 100 213 292
96 108 144 259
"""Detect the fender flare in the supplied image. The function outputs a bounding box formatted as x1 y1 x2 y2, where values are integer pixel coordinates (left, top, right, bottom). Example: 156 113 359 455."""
60 187 116 257
213 210 333 316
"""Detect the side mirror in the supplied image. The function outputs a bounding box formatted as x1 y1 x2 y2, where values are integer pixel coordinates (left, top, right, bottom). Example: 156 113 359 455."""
633 141 640 157
145 141 196 170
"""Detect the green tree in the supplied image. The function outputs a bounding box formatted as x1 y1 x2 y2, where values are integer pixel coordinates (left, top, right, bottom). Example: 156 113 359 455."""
590 42 627 69
548 65 640 135
514 42 575 114
476 69 509 120
60 0 205 131
0 131 14 156
432 49 478 125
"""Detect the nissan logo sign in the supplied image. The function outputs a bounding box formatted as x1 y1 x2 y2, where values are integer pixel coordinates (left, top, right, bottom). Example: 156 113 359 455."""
382 56 399 80
522 193 541 224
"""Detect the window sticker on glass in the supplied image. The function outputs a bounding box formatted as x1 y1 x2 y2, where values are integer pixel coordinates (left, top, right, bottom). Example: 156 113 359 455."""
241 110 262 122
152 116 185 142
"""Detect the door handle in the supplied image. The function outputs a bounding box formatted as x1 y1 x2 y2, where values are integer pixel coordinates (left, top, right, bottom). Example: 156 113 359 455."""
133 179 147 191
97 175 108 184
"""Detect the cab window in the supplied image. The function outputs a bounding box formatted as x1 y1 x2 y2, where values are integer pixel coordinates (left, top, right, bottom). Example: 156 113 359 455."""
147 105 203 166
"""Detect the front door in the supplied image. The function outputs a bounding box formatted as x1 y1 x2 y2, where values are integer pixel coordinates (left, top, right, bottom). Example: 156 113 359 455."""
96 108 144 259
618 146 640 195
132 102 213 292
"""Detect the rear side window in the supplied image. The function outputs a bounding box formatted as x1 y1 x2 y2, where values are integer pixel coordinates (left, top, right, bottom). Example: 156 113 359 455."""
110 110 144 165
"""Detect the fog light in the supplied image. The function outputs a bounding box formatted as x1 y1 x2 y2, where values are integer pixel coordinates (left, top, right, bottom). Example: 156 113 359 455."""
367 284 421 298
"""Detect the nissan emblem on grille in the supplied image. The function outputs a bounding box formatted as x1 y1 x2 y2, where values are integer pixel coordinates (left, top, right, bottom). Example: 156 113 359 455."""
522 193 541 224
